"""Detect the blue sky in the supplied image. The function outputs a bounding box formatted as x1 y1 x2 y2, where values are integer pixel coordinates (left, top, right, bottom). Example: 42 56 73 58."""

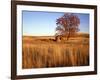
22 11 89 36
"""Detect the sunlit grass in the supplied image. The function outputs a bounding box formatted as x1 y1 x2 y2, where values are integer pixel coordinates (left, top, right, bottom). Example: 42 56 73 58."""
22 35 89 69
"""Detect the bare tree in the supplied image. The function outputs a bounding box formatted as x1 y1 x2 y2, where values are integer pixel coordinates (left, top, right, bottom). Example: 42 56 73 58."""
56 13 80 40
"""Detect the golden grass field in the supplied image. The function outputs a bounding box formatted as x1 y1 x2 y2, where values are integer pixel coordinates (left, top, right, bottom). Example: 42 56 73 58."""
22 33 89 69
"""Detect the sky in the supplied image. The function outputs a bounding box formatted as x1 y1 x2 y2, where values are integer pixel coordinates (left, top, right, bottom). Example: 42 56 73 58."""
22 11 89 36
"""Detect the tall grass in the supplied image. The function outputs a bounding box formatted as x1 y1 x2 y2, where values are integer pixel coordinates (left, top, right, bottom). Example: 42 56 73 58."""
22 40 89 69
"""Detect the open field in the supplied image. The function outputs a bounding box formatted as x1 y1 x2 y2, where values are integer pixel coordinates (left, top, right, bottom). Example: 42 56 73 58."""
22 33 89 69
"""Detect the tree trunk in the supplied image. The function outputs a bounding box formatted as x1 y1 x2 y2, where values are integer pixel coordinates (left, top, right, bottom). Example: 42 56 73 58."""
67 33 70 40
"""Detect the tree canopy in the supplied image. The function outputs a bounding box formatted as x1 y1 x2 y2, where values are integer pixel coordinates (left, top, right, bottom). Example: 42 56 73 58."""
56 13 80 40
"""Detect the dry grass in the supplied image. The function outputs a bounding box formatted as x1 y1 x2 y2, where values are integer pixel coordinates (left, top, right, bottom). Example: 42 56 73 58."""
22 34 89 69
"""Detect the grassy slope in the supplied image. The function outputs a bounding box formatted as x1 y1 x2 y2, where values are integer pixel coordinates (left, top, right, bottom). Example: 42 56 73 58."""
22 33 89 69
